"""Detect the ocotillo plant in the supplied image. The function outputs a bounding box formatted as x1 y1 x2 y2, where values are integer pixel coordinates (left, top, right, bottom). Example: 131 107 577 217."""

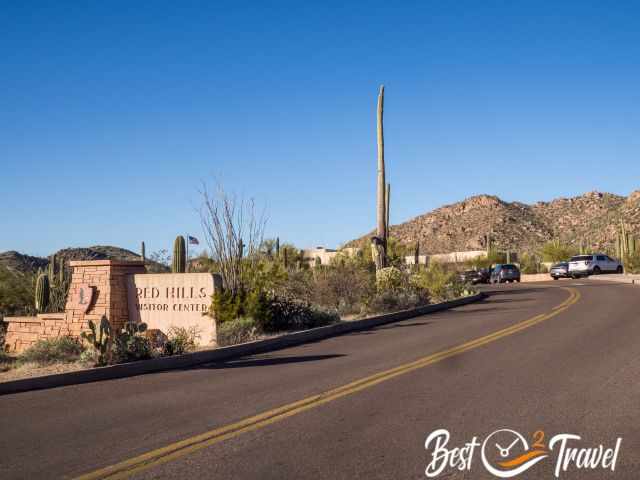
375 85 387 269
172 235 186 273
35 273 50 312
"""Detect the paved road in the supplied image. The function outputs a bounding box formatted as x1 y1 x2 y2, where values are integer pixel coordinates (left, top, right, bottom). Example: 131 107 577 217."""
1 280 639 479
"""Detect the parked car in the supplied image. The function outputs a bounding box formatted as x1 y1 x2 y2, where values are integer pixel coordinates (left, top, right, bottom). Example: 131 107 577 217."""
490 264 521 283
568 254 623 278
459 269 490 285
549 261 570 280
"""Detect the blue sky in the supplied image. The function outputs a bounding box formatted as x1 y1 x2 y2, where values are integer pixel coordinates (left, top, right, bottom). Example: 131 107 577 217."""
2 1 640 257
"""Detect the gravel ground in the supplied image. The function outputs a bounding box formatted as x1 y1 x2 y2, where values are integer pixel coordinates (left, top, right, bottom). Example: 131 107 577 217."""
0 360 89 383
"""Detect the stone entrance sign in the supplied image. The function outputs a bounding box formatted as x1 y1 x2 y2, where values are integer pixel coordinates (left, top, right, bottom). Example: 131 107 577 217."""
126 273 221 346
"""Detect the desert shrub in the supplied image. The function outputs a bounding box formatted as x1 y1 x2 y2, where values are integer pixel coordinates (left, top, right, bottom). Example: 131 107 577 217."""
375 266 404 291
255 294 338 332
19 336 84 366
412 263 467 303
308 260 375 315
624 251 640 274
366 288 428 314
0 265 35 318
541 240 576 263
217 317 259 346
211 290 244 324
352 237 409 268
466 250 507 270
1 347 16 371
0 318 6 349
113 322 152 363
79 348 100 366
519 253 541 274
162 326 200 356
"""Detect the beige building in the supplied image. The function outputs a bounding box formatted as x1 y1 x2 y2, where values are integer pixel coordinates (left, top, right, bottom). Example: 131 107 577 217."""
301 247 361 267
405 250 487 265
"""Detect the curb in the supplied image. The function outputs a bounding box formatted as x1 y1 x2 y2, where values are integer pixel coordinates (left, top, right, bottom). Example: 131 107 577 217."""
0 293 486 396
586 274 640 285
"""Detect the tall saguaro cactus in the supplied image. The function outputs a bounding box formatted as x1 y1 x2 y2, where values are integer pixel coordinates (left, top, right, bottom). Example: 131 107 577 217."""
141 241 146 264
616 220 637 259
374 85 387 270
172 235 186 273
385 183 391 243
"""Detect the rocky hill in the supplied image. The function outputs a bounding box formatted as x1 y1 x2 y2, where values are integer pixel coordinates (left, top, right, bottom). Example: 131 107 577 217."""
0 245 159 275
348 190 640 255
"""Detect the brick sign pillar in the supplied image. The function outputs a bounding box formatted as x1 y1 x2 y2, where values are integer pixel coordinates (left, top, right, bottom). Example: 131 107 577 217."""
65 260 146 336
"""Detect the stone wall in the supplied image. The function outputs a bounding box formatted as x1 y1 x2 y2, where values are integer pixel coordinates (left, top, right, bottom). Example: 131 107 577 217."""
4 260 145 353
65 260 146 335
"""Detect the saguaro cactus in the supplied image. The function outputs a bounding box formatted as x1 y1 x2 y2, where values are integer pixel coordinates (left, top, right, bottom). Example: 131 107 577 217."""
616 221 636 259
374 85 387 270
35 273 50 312
172 235 186 273
275 237 280 258
385 183 391 243
141 241 146 264
57 256 65 284
48 254 56 281
414 240 420 268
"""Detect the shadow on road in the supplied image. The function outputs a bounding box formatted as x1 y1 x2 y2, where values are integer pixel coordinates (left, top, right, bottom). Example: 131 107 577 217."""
201 354 346 369
484 297 534 304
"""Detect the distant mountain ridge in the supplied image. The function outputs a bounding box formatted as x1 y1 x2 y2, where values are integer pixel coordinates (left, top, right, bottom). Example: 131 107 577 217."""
0 245 150 275
348 190 640 255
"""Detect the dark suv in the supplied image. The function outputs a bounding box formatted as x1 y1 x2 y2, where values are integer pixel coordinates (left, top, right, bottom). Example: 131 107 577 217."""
490 264 521 284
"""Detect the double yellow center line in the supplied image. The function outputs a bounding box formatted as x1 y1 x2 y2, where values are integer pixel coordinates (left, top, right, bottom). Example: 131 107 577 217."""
76 287 580 480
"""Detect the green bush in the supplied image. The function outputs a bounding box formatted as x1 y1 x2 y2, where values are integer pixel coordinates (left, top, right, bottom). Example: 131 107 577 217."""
466 250 507 270
624 251 640 274
519 252 541 274
255 294 337 332
307 260 375 315
375 266 404 291
211 289 244 324
163 326 200 356
217 317 259 346
114 323 152 363
541 240 576 263
19 336 84 366
0 265 35 318
412 263 467 303
1 348 16 372
0 319 6 349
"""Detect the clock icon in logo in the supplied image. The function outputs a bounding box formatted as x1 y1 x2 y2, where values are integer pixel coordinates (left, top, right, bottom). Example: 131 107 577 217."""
481 429 548 478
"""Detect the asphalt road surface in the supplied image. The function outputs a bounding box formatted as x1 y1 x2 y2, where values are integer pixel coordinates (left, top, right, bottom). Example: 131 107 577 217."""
2 280 639 479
